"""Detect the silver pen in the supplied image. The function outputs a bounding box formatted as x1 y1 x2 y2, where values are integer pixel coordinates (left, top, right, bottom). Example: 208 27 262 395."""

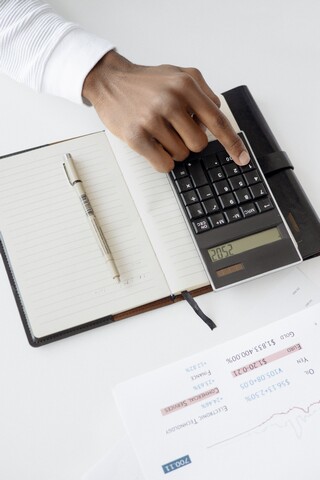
63 153 120 283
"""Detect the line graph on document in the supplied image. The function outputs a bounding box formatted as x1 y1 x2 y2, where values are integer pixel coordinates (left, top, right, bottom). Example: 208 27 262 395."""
207 399 320 449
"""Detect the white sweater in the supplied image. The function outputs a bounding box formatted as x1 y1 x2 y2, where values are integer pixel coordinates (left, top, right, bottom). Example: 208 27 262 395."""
0 0 114 103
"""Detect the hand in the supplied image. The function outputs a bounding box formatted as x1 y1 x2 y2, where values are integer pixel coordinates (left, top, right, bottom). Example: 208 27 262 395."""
82 50 250 172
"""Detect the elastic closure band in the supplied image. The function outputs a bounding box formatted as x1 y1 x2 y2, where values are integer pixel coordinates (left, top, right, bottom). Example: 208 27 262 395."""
258 151 293 176
181 291 216 330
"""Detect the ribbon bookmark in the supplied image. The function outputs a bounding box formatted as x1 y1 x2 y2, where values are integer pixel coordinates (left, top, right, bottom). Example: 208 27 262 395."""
181 291 216 330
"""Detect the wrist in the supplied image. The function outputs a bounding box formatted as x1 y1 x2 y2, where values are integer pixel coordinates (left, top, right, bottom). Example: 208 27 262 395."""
82 50 134 105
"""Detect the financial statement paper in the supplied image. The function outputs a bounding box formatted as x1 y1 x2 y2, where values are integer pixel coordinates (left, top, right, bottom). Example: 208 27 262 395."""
114 303 320 479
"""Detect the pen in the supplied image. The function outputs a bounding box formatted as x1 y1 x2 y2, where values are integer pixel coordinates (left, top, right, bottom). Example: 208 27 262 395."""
63 153 120 283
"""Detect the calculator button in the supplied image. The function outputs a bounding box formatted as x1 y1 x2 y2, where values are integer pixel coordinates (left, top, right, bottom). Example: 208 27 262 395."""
244 170 261 185
228 175 246 190
240 203 258 217
224 208 243 223
256 198 274 213
175 176 193 192
240 162 254 173
203 198 220 214
202 154 220 170
208 167 225 183
171 164 188 179
208 213 227 227
192 218 211 233
181 190 199 206
197 185 214 201
222 163 241 177
214 180 231 195
187 160 208 187
217 151 233 164
249 183 268 199
219 192 237 209
234 188 252 204
186 203 205 219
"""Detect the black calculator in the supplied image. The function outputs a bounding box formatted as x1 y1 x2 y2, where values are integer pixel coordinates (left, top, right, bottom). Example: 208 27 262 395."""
169 132 301 289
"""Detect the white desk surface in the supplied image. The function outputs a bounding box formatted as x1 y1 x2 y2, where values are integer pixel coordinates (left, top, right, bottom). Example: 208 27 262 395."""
0 1 319 479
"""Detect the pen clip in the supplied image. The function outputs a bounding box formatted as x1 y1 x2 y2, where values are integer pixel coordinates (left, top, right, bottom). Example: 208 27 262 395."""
63 162 73 186
63 153 81 186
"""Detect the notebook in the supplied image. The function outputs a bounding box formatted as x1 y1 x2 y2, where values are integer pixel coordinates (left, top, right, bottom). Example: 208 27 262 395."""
0 96 239 346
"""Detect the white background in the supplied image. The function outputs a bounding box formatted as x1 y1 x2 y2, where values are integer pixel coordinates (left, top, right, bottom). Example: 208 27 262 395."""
0 1 319 479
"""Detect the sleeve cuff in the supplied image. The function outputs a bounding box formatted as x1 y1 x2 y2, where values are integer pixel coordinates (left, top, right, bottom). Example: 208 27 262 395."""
41 28 114 104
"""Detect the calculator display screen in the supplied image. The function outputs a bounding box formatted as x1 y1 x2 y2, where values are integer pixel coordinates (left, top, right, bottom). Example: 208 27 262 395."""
208 227 282 263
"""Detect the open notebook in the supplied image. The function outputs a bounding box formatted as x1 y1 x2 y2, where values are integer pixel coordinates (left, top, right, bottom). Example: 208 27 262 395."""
0 97 239 346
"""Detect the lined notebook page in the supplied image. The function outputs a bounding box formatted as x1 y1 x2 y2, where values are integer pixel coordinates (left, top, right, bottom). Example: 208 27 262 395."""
0 133 170 339
106 134 209 294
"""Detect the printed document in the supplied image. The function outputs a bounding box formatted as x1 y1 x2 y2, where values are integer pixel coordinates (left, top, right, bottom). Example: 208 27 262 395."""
115 302 320 479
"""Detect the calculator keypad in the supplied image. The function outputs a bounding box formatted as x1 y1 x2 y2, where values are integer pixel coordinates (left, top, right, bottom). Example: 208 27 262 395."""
170 146 274 234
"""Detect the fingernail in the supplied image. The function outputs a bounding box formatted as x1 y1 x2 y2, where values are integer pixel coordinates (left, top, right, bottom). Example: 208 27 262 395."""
239 150 250 165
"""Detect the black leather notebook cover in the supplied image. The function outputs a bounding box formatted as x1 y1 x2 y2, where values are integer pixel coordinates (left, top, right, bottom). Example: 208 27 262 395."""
223 85 320 260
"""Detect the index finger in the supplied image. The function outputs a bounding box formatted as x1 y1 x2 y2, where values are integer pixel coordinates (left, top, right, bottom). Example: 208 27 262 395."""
189 89 250 166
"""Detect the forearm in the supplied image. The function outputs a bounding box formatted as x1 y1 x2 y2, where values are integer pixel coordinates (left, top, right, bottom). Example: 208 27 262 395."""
0 0 113 103
0 1 249 170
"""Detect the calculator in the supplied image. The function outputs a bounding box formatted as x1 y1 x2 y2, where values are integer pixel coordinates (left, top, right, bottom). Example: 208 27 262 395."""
169 132 302 290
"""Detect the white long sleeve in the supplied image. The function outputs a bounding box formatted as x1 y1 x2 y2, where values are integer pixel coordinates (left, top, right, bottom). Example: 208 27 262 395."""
0 0 114 103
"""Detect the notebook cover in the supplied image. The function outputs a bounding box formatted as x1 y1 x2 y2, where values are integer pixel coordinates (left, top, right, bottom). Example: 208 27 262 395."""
222 85 320 260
